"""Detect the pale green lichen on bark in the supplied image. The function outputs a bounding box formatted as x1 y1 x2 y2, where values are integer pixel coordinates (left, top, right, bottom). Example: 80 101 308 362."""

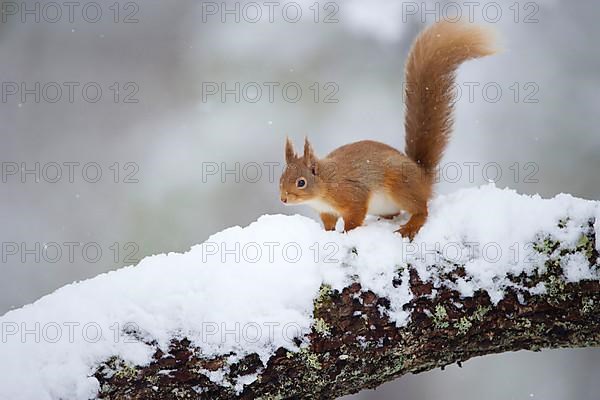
296 347 323 371
582 297 595 314
546 274 568 303
256 395 284 400
533 237 559 255
473 305 491 321
433 304 449 329
314 283 333 313
101 357 138 381
576 233 595 259
313 317 331 336
453 317 473 335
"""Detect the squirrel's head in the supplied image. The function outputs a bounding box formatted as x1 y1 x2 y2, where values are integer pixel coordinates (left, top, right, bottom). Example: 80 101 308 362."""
280 137 321 205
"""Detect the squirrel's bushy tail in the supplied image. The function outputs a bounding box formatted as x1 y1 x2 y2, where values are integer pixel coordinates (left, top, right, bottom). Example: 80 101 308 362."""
404 21 497 175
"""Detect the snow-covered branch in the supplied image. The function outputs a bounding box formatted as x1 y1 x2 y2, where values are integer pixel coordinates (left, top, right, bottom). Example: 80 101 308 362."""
1 185 599 400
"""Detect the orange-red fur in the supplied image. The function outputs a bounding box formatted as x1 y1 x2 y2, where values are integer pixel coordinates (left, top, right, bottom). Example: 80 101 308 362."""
280 21 497 239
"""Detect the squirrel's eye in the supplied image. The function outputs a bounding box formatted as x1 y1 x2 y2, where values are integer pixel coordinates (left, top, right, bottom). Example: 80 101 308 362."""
296 178 306 188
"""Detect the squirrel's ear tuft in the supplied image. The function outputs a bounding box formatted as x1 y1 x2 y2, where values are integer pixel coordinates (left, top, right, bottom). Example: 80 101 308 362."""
285 137 295 163
303 137 318 174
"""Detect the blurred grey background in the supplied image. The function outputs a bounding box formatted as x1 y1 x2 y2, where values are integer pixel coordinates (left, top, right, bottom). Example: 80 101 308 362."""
1 0 599 398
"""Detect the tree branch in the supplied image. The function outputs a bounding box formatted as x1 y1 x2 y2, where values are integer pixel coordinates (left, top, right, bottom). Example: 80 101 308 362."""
95 219 600 399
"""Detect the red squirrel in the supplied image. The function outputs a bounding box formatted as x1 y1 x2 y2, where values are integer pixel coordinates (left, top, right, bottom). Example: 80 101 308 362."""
279 21 497 239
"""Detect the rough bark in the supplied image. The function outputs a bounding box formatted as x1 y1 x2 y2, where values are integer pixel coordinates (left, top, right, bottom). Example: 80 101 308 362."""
95 220 600 399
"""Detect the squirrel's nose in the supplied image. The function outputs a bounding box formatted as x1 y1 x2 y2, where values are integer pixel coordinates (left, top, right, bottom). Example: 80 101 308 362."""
281 196 287 203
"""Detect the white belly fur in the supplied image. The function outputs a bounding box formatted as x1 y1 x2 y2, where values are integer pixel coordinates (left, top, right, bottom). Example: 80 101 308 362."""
367 191 401 216
306 192 401 216
305 198 339 215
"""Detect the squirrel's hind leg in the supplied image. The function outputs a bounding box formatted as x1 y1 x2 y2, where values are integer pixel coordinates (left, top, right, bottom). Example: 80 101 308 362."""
396 211 427 239
385 182 430 240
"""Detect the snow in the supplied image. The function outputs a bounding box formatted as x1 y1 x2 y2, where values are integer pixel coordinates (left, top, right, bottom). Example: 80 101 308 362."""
0 185 598 400
414 184 598 303
595 212 600 255
562 253 599 283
